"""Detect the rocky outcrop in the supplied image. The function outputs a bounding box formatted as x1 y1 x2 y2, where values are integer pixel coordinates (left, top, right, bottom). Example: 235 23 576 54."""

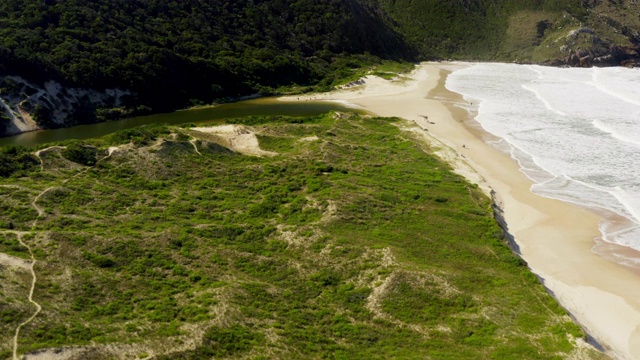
567 0 640 67
0 76 132 137
547 44 640 67
539 0 640 68
543 25 640 67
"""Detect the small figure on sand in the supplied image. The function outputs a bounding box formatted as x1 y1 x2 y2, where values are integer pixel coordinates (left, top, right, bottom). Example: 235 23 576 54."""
462 144 466 149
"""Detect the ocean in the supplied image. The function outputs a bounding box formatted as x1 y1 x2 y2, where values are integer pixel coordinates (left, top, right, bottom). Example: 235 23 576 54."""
446 63 640 259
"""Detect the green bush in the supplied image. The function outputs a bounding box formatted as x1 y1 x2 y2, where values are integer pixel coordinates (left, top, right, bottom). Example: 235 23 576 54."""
195 325 264 358
0 145 39 177
62 143 99 166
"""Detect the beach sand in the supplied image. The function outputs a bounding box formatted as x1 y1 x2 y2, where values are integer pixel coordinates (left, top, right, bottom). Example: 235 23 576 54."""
282 63 640 359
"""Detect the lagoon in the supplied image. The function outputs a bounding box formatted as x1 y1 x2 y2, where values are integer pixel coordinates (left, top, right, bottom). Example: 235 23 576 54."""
0 98 367 147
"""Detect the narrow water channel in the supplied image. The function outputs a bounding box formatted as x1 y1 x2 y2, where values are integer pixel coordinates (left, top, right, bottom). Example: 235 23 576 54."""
0 98 367 147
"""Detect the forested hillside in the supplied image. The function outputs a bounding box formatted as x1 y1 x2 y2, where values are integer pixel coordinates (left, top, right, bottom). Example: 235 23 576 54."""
376 0 586 58
375 0 639 64
0 0 638 135
0 0 411 110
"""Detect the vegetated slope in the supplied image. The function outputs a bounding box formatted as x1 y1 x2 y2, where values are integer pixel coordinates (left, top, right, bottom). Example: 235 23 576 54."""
0 114 605 359
497 0 640 66
375 0 640 64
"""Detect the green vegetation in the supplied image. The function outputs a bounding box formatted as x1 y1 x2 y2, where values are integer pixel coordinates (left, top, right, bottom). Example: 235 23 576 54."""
165 325 266 359
0 145 39 177
0 232 29 258
376 0 587 59
0 113 603 358
61 142 101 166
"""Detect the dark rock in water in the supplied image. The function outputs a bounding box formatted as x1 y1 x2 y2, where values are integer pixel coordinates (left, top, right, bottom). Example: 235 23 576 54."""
621 58 640 68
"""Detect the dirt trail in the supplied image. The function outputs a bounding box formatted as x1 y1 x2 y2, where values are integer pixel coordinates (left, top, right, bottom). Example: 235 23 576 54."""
10 181 52 358
8 143 128 359
8 138 228 358
12 232 42 360
8 145 107 359
30 187 52 219
33 146 66 171
0 184 32 192
189 138 202 155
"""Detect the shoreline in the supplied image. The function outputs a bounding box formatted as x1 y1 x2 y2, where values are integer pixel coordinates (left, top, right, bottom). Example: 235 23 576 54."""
281 62 640 359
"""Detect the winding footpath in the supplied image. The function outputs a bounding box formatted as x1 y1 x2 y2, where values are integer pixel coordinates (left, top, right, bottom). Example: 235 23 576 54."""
5 179 51 359
189 137 202 156
5 144 126 359
33 146 65 172
12 232 42 360
4 152 50 359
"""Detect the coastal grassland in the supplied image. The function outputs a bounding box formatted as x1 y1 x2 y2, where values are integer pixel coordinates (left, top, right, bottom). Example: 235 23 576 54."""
0 113 603 359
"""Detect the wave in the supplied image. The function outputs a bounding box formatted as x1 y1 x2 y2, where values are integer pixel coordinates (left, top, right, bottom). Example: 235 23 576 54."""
521 84 567 116
592 67 640 107
592 119 640 147
446 63 640 252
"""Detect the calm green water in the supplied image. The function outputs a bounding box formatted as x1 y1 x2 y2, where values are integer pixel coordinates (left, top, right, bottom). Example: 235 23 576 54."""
0 98 367 147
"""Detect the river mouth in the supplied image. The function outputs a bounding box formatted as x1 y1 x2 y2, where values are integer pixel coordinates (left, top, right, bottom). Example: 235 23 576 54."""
0 98 368 147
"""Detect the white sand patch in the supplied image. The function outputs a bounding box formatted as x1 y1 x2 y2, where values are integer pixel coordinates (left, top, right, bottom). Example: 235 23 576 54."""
15 107 39 133
299 135 319 142
191 125 277 157
0 252 30 270
107 145 130 156
281 70 429 103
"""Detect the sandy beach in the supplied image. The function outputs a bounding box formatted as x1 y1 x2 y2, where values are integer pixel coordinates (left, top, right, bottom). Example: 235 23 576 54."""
282 63 640 359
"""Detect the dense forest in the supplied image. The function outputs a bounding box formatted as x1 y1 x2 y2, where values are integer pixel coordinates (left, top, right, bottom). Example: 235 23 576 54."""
0 0 413 112
0 0 638 133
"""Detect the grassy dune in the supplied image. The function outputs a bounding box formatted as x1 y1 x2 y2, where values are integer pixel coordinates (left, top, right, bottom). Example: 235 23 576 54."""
0 113 603 359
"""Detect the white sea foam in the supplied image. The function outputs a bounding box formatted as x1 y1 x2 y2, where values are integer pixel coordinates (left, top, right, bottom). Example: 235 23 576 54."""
446 63 640 252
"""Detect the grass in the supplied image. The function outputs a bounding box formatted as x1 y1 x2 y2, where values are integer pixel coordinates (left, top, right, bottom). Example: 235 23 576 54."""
0 232 30 259
0 113 604 359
